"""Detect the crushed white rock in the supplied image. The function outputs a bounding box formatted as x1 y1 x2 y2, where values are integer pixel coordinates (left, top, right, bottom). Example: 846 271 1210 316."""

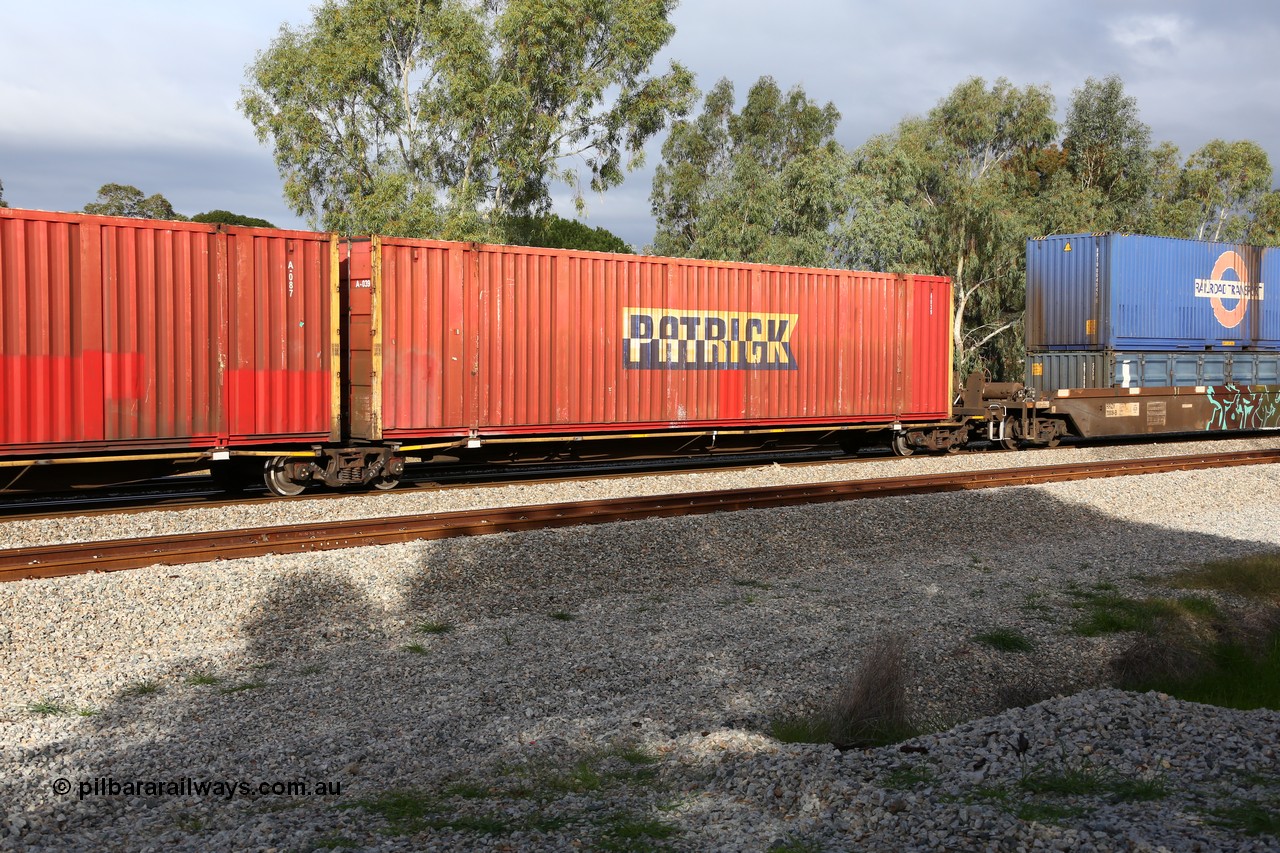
1 444 1279 850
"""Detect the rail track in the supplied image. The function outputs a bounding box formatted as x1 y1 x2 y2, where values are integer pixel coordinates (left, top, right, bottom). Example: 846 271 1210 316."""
4 449 1277 583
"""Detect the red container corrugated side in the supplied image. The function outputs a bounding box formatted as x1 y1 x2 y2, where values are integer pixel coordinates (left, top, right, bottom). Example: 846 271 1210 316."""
343 238 952 441
0 208 338 457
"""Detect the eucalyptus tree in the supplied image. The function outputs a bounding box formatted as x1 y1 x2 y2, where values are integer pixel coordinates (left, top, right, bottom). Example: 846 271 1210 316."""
649 76 854 266
1061 75 1153 230
241 0 694 239
841 77 1056 378
1180 139 1273 242
83 184 184 220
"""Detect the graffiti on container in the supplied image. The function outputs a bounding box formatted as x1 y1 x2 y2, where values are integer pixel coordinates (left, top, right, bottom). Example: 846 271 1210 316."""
1205 384 1280 430
622 308 798 370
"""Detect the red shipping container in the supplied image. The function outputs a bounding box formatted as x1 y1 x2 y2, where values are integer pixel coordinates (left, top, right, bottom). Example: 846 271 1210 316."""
343 237 951 444
0 209 338 460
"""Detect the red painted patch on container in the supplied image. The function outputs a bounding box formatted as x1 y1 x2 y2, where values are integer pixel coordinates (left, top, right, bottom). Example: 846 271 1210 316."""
226 368 332 439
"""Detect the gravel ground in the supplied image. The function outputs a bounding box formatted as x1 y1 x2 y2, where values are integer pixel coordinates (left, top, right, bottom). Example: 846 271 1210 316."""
1 447 1279 850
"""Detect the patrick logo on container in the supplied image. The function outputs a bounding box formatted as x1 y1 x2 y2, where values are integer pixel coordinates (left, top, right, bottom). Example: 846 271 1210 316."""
1194 250 1264 330
621 308 799 370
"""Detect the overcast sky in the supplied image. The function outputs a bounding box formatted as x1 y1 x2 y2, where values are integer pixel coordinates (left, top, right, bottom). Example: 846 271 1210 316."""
3 1 1278 248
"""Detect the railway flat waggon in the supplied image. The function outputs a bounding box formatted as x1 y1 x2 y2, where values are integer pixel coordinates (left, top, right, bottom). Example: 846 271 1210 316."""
320 236 958 493
1003 233 1280 442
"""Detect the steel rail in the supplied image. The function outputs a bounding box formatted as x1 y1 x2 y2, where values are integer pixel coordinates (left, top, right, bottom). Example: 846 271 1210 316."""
3 449 1277 582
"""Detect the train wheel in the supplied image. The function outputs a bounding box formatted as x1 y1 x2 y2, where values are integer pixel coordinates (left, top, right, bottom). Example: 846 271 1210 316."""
371 475 401 491
999 419 1021 451
264 457 307 497
891 433 915 457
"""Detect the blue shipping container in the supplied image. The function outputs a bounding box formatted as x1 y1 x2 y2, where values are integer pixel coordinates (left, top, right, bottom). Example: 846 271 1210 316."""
1025 350 1280 395
1026 234 1277 351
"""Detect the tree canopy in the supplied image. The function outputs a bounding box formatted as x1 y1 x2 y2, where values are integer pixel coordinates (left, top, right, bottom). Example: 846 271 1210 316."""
189 210 278 229
641 72 1280 378
649 76 853 266
83 184 184 220
839 77 1058 376
241 0 695 239
0 178 7 208
501 214 632 253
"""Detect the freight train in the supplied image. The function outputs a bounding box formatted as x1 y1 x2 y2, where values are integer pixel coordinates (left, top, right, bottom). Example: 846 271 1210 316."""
2 208 1277 496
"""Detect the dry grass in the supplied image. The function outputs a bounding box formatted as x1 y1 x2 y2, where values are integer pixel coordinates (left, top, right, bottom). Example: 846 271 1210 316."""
773 633 920 749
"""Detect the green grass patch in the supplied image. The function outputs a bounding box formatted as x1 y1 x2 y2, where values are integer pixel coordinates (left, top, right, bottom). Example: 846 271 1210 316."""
1014 801 1089 823
542 760 604 795
185 673 221 686
403 643 429 655
441 781 492 799
27 699 70 716
972 628 1035 653
220 681 267 694
950 763 1166 827
120 680 162 698
1017 763 1169 802
1068 588 1215 637
549 611 575 621
1171 553 1280 601
1205 797 1280 836
347 790 438 835
415 621 453 635
881 763 935 790
1131 634 1280 710
616 746 657 766
596 814 679 851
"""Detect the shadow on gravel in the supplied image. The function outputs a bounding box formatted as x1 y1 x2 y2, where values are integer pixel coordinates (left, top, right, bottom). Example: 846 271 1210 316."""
7 483 1280 850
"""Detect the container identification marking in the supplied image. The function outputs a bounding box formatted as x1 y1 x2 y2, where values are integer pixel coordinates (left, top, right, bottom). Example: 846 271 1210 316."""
1196 250 1263 330
1104 402 1141 418
622 308 798 370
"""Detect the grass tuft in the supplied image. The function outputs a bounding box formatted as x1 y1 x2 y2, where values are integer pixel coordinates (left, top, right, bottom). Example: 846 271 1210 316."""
772 633 922 749
220 681 267 694
881 763 935 790
1170 553 1280 601
416 621 453 635
120 680 161 698
1104 555 1280 710
27 699 70 716
1205 798 1280 836
973 628 1035 653
549 611 575 621
185 673 222 686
